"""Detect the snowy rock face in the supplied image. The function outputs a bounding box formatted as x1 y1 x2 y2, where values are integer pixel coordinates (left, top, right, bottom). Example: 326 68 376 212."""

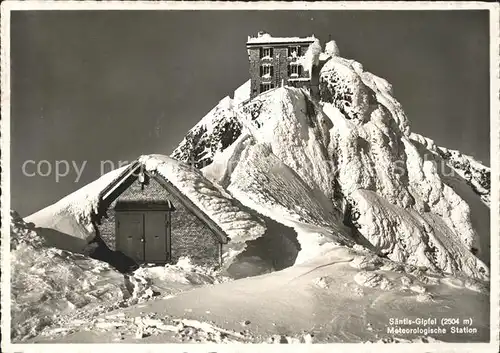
172 47 489 280
410 132 491 206
24 153 266 264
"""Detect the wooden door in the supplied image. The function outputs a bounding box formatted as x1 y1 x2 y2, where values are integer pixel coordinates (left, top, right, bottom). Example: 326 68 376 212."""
144 211 171 264
116 212 144 262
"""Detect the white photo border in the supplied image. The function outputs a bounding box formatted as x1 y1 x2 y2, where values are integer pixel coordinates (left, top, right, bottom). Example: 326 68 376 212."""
1 1 499 353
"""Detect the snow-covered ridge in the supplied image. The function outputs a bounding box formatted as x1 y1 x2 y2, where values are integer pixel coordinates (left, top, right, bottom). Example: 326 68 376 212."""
410 132 490 206
171 40 489 280
320 55 410 135
171 81 250 169
221 85 488 279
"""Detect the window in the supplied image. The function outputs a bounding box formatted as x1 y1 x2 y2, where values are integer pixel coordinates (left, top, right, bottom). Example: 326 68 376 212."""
260 83 275 93
260 64 274 78
288 46 301 57
260 47 273 58
288 63 302 77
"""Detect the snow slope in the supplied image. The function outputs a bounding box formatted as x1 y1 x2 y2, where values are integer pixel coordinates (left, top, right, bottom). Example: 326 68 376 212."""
410 132 491 206
138 154 266 250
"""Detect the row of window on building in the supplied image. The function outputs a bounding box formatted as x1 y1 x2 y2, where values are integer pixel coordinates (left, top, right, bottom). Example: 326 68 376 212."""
260 83 275 93
259 78 308 94
259 46 303 59
259 63 303 78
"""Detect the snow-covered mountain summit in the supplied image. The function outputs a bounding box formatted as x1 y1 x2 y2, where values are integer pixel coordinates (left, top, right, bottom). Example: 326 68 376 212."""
171 41 490 280
22 40 490 283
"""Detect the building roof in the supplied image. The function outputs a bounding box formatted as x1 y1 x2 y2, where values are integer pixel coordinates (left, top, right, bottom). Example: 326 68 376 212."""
96 160 229 244
114 199 176 211
247 32 316 46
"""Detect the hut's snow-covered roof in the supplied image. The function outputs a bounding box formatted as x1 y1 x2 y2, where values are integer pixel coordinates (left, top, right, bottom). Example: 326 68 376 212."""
25 154 266 250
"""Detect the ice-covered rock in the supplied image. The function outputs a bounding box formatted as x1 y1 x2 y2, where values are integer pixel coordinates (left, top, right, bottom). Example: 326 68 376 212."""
171 80 250 168
23 40 490 283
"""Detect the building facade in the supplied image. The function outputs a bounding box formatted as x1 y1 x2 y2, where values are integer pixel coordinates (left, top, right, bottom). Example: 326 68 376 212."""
246 32 316 99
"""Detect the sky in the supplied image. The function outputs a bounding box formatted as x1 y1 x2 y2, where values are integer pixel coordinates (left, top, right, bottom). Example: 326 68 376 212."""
10 10 490 217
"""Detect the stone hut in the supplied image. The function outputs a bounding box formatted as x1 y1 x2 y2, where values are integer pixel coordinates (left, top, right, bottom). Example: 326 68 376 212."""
95 160 228 267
